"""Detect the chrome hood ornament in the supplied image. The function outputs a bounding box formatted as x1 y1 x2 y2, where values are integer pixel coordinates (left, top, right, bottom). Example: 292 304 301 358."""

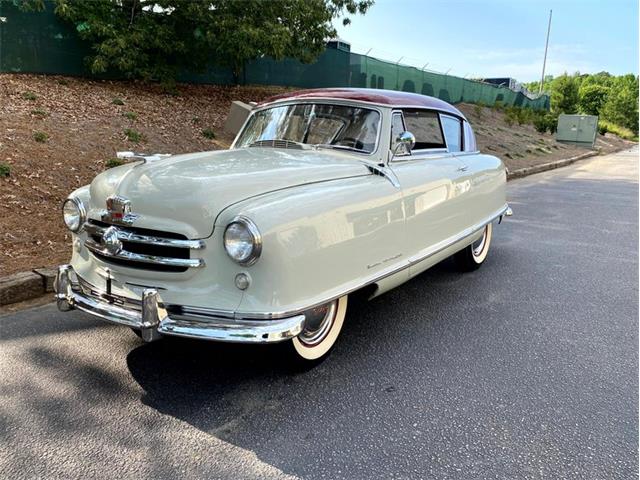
102 195 138 225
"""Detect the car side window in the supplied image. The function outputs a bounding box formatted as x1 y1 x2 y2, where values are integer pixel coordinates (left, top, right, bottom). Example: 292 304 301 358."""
391 112 405 142
401 109 445 151
463 121 477 152
440 114 462 153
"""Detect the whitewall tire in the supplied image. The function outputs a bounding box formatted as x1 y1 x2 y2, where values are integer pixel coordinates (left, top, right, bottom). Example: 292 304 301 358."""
291 295 348 362
454 222 493 271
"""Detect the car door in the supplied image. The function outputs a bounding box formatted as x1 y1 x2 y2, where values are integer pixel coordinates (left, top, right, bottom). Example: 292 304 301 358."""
388 109 467 274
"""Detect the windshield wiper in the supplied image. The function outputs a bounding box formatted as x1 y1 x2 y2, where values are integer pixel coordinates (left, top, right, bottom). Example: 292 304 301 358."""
312 144 368 153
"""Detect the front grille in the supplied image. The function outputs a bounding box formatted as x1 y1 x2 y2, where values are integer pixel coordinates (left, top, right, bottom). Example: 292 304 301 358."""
85 220 205 273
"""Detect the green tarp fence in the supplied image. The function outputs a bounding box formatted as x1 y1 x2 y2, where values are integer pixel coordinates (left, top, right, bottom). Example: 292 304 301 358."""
0 1 550 110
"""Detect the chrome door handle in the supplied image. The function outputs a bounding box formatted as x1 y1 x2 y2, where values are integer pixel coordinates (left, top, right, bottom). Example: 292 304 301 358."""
457 165 469 172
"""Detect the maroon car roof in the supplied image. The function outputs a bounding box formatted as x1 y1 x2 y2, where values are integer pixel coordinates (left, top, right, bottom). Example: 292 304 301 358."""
259 88 466 119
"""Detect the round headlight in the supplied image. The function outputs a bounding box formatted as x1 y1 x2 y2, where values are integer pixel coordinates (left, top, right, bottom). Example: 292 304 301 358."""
62 197 86 232
223 217 261 266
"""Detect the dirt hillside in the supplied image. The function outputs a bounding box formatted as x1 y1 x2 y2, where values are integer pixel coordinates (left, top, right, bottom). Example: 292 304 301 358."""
0 74 633 276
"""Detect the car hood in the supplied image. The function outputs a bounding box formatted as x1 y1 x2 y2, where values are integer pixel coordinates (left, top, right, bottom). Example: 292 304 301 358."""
88 147 369 238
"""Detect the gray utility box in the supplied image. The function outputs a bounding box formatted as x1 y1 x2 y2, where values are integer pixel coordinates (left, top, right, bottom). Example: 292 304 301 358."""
224 101 253 136
556 114 598 147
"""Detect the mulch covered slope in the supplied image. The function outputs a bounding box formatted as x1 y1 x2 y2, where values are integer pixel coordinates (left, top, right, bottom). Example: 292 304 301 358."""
0 74 633 276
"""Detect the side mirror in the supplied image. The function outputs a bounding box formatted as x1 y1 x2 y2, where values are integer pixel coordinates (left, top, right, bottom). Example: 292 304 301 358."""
392 131 416 158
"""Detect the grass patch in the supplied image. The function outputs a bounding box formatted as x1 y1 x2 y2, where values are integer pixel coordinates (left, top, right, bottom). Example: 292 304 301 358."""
0 163 10 177
30 108 48 117
112 97 125 106
33 131 48 143
105 158 125 169
201 128 216 139
124 128 143 143
192 116 200 124
123 111 137 120
22 91 37 101
57 78 69 86
598 120 638 141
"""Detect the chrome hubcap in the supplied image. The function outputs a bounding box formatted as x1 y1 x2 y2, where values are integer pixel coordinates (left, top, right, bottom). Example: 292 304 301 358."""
472 226 488 257
299 301 337 346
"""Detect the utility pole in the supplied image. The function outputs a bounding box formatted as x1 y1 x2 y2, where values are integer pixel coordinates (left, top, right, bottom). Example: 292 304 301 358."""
539 9 552 95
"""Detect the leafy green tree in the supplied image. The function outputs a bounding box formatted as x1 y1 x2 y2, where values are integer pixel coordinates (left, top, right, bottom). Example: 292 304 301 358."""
578 83 609 116
48 0 373 85
550 73 579 114
601 74 639 134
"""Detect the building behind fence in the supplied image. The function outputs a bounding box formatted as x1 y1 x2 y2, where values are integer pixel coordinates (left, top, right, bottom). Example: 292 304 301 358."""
0 1 550 110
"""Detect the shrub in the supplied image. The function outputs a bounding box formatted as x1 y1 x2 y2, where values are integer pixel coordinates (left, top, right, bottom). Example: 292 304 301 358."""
112 97 125 105
598 122 608 135
546 115 558 134
493 100 504 111
504 107 518 127
0 163 10 177
57 78 70 86
22 91 37 101
201 128 216 139
30 108 48 117
473 102 484 118
33 131 48 142
105 158 124 169
124 128 143 143
598 120 637 141
533 114 548 133
123 111 137 120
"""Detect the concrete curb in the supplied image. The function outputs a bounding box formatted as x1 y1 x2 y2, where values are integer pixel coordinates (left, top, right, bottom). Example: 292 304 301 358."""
0 148 613 307
0 268 57 306
507 151 598 181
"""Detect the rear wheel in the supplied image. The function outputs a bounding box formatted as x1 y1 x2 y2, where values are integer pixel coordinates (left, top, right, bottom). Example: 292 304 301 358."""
288 295 348 364
454 222 493 271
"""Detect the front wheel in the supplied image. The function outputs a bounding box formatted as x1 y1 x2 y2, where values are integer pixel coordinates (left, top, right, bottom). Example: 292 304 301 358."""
454 222 493 271
288 295 348 363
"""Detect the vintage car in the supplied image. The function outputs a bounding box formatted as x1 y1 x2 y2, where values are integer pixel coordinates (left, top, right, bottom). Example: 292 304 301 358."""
55 88 511 362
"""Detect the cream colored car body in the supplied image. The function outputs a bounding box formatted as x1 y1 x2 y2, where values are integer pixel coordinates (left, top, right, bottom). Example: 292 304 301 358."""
56 91 508 343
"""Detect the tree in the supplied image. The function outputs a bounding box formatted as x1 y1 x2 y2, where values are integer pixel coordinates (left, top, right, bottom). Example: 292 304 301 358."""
601 74 639 134
578 83 609 116
550 73 579 114
48 0 373 86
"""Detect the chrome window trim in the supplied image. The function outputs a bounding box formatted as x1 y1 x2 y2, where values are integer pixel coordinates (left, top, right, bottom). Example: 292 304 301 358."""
439 113 463 153
84 223 205 250
85 238 205 268
231 99 384 157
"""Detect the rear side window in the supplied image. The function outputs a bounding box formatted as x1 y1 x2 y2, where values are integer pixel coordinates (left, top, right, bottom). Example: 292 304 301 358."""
440 115 462 152
402 110 445 150
463 121 477 152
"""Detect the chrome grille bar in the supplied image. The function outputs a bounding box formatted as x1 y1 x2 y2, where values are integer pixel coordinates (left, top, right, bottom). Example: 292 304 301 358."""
85 238 205 268
85 223 204 250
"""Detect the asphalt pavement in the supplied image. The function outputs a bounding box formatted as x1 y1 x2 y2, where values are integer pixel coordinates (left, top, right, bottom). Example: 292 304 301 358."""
1 147 638 479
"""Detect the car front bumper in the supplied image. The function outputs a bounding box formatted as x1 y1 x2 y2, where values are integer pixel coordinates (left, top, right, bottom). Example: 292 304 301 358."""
54 264 305 343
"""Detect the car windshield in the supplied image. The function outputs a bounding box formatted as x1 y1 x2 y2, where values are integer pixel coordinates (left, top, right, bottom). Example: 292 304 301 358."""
235 103 380 154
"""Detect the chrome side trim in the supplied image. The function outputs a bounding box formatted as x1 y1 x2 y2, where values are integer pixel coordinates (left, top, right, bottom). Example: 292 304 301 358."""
85 238 205 268
85 223 205 250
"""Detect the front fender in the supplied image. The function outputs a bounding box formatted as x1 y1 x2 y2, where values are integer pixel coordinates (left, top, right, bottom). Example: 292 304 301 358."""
216 176 407 315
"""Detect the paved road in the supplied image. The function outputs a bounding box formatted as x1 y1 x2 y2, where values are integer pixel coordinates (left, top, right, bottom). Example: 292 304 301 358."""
1 148 638 479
